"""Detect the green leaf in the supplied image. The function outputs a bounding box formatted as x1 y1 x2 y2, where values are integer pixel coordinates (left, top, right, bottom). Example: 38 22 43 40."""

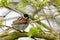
0 3 3 7
2 0 10 5
3 0 7 2
28 24 43 37
0 20 3 28
0 0 10 7
28 27 36 37
37 24 43 29
37 0 48 7
1 0 7 5
18 2 27 8
57 0 60 5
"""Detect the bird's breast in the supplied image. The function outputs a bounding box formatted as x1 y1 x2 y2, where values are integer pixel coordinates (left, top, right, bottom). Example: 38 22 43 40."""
12 24 28 30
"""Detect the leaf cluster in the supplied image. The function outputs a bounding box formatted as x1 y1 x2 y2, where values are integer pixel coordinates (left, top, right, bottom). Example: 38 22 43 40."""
0 0 10 7
28 24 43 37
18 0 48 8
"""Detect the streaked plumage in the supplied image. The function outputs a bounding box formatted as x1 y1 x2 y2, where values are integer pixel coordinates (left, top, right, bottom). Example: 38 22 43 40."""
12 14 29 31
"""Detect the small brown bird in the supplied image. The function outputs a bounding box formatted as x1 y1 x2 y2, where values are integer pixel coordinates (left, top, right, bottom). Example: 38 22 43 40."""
12 14 29 32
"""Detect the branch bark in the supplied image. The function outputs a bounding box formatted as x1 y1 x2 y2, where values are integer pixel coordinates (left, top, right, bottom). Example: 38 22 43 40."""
0 32 56 40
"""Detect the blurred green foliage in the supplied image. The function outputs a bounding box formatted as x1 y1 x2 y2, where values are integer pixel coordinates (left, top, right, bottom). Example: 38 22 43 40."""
57 0 60 5
0 20 3 28
18 0 48 8
0 0 10 7
37 0 48 7
18 2 27 8
28 24 43 37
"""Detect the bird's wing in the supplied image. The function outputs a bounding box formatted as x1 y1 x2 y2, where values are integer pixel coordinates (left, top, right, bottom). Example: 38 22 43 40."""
13 17 27 24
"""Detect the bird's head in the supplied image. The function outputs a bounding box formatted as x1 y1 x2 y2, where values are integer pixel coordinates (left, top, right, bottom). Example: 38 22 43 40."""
24 14 29 19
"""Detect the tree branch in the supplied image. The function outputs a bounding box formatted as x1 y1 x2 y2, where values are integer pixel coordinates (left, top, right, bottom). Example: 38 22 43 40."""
0 32 56 40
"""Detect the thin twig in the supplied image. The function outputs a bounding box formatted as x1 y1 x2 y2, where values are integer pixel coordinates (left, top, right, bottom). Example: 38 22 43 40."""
42 9 53 31
2 25 22 33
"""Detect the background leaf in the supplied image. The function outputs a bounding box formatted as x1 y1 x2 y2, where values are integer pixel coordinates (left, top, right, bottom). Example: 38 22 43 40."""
0 20 3 28
28 24 43 37
0 0 10 7
37 0 48 7
18 2 27 8
57 0 60 5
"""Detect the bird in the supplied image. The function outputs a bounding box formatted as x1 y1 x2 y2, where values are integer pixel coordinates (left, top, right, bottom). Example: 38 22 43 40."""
12 14 29 32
